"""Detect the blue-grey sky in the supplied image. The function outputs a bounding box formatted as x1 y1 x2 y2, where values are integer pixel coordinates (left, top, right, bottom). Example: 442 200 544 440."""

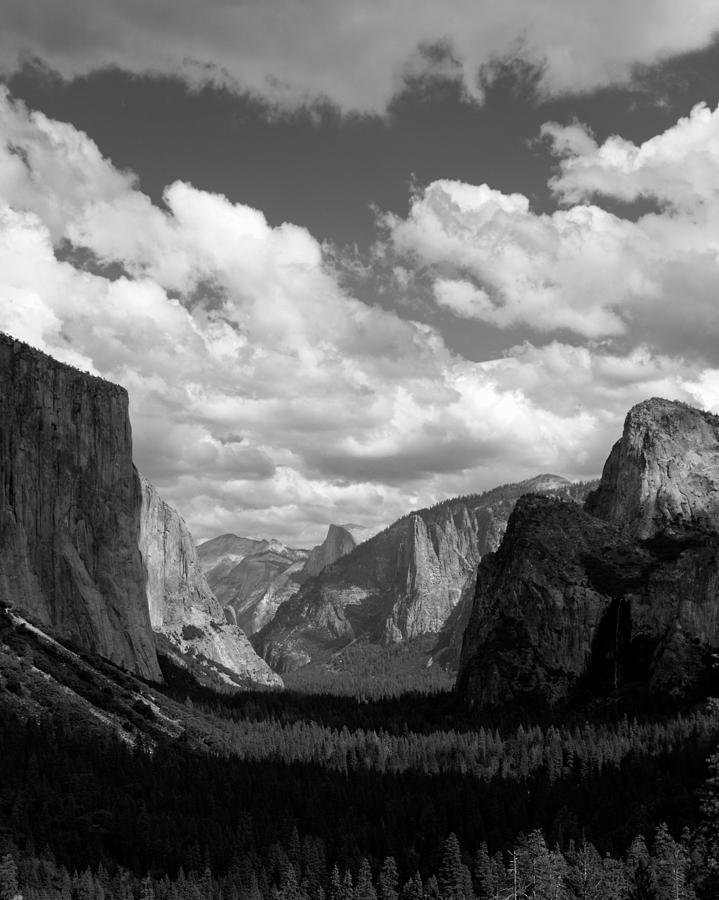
2 2 719 544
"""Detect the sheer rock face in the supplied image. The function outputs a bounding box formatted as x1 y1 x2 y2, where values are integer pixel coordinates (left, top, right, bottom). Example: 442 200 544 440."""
458 399 719 710
255 477 585 673
303 525 358 578
0 335 161 681
137 475 282 689
585 398 719 538
199 536 309 636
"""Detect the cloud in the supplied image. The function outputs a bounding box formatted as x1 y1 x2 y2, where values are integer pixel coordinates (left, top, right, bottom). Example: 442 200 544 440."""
384 104 719 362
386 180 640 339
2 1 719 113
1 88 717 545
543 102 719 209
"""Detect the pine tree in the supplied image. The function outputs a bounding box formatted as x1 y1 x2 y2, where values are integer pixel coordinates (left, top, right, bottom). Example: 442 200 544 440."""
0 854 20 900
400 873 423 900
472 844 495 900
565 842 604 900
355 858 377 900
330 866 343 900
279 862 304 900
437 833 473 900
247 872 263 900
627 836 656 900
650 825 695 900
377 857 399 900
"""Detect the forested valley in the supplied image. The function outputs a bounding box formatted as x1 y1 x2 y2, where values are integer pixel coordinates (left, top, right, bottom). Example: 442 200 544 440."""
2 665 719 900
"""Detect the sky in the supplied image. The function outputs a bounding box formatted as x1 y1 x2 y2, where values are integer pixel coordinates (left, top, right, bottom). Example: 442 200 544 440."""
2 2 719 546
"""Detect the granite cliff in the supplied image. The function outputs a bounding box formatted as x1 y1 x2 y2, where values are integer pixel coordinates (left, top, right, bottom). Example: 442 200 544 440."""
199 524 367 636
585 398 719 537
197 534 273 583
0 334 280 690
0 334 161 680
138 475 282 689
199 536 309 634
303 524 360 578
255 476 590 674
458 398 719 710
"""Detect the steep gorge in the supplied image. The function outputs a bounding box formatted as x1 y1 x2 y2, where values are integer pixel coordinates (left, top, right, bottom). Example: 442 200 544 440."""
255 476 591 673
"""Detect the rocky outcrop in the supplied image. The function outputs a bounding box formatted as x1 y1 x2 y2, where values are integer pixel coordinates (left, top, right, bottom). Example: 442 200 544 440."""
200 536 309 635
303 524 358 578
255 476 590 673
585 398 719 538
138 475 281 689
0 334 161 681
198 524 371 639
458 398 719 710
197 534 272 581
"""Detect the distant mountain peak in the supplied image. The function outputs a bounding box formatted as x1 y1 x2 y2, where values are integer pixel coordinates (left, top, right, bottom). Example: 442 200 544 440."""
255 475 596 675
302 524 358 578
519 473 571 491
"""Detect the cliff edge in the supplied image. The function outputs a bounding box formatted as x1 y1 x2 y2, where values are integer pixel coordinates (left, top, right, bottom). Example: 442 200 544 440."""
0 334 161 681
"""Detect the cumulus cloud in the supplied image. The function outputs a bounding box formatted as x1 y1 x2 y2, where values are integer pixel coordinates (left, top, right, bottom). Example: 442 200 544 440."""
544 102 719 209
387 180 642 339
385 104 719 363
2 1 719 113
1 88 717 545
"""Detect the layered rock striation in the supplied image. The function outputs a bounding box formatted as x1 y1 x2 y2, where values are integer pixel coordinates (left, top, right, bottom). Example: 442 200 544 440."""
458 398 719 710
0 334 161 680
138 475 282 689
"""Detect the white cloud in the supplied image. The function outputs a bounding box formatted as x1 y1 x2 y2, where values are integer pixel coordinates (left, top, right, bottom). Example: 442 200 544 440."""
1 90 717 545
544 102 719 209
387 180 641 339
385 104 719 361
2 1 719 113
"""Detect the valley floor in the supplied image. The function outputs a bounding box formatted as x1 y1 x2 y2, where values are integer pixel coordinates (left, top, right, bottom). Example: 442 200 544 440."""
2 608 719 899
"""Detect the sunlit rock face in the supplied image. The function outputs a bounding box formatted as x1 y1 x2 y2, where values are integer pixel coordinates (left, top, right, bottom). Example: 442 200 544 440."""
303 524 358 578
585 398 719 538
0 334 161 681
199 535 309 636
458 399 719 711
138 475 282 689
254 477 589 674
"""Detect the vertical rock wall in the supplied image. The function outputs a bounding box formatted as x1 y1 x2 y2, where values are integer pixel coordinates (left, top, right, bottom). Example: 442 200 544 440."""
0 334 161 680
137 473 282 688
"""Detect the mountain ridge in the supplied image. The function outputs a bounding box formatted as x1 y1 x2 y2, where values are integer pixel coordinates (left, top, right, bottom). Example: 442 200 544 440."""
254 475 595 674
458 398 719 710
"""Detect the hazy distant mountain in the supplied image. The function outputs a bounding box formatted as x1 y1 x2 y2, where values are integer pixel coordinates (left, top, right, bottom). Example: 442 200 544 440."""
198 523 373 635
458 398 719 710
304 524 369 578
254 475 593 674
